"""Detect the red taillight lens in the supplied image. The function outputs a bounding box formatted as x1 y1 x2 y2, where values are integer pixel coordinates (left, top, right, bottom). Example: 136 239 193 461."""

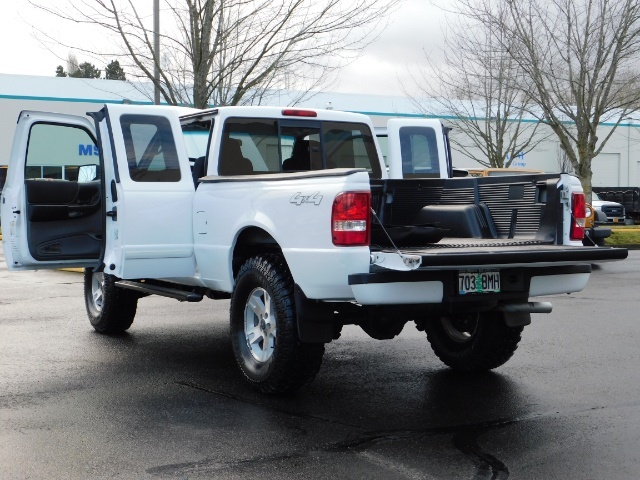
281 109 317 117
571 192 586 240
332 192 371 246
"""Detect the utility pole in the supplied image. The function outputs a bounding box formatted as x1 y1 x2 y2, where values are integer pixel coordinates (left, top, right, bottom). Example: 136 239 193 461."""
153 0 160 105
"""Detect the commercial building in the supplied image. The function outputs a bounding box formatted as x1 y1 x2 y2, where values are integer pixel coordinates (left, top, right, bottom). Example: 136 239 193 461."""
1 73 639 188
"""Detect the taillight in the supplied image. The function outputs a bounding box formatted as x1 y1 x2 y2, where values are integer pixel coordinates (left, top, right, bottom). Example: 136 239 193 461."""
571 192 586 240
332 192 371 246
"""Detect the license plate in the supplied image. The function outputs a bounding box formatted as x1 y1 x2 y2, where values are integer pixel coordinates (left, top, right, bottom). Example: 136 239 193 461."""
458 270 500 295
613 218 620 223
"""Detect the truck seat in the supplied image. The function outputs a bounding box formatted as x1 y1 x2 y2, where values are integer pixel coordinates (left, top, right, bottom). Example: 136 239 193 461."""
218 138 253 175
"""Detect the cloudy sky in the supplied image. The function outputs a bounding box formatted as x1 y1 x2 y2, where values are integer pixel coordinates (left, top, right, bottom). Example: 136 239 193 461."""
0 0 446 97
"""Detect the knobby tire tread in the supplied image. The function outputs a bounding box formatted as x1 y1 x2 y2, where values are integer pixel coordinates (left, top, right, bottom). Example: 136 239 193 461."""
84 269 137 334
425 314 523 371
230 255 324 394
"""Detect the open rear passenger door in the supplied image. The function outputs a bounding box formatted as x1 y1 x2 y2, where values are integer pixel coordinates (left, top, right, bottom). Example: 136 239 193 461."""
1 106 196 280
93 104 196 280
1 111 103 271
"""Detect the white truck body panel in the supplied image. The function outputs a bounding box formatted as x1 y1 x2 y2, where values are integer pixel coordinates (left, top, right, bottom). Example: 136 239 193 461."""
352 281 445 305
529 273 590 296
192 170 373 299
99 105 196 280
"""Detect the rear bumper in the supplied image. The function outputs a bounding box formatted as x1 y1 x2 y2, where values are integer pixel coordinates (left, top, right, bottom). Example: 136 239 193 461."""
349 264 591 305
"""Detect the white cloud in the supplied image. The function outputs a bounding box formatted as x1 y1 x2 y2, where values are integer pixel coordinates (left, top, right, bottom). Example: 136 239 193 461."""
333 0 447 96
0 0 447 96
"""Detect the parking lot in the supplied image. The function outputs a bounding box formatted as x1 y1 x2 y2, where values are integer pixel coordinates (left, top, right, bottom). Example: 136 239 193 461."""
1 249 639 479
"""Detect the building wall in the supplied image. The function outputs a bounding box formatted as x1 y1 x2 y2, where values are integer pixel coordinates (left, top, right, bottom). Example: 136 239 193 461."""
2 79 640 188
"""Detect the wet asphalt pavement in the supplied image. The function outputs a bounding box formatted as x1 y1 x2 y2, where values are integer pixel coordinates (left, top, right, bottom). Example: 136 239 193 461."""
1 250 639 479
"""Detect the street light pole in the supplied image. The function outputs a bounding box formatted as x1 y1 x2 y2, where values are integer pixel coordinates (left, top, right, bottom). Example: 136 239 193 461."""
153 0 160 105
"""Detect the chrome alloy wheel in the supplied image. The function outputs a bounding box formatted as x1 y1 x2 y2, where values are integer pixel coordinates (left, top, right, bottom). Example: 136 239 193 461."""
244 287 277 363
90 272 105 312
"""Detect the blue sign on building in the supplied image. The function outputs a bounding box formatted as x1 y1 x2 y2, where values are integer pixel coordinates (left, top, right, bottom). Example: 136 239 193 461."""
79 144 99 156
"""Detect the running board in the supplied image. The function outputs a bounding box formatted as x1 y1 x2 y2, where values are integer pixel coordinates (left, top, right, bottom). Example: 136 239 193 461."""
115 280 204 302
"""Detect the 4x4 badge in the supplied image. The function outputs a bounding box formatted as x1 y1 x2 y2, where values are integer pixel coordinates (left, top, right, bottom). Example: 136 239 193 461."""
290 192 323 206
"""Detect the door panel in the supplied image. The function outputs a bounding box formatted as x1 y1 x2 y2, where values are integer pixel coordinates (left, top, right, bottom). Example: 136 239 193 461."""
25 179 102 260
1 111 102 270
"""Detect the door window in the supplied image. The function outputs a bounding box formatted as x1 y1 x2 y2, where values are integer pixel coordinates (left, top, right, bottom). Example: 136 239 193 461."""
26 122 98 180
120 115 181 182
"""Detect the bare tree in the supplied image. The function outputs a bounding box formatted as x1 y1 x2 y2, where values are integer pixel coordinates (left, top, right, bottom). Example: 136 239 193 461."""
557 148 575 174
409 3 545 168
31 0 401 108
453 0 640 199
66 53 80 75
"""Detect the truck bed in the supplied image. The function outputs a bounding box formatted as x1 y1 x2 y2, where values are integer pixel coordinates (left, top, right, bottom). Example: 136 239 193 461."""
371 175 564 247
367 174 627 270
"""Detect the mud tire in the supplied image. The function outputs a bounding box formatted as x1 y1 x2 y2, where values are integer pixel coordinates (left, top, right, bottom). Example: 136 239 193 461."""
230 255 325 394
84 269 137 333
425 312 523 371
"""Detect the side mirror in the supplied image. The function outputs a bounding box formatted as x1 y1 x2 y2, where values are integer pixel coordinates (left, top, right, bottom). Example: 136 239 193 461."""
78 165 99 182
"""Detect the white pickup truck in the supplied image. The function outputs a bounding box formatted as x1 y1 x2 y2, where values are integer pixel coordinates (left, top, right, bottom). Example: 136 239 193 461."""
1 105 627 393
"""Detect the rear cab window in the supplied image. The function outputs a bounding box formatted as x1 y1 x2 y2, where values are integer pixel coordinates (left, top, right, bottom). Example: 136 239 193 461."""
213 117 382 178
